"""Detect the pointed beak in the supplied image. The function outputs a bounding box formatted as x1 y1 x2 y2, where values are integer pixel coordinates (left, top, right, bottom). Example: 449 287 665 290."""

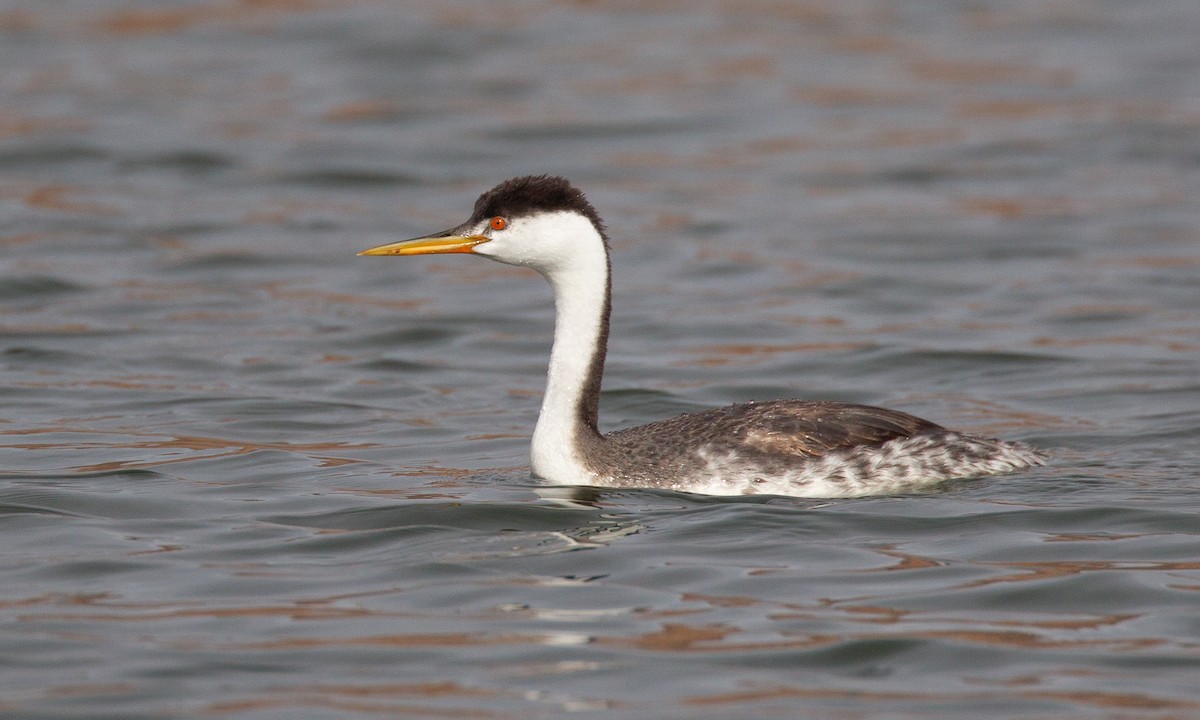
358 230 489 256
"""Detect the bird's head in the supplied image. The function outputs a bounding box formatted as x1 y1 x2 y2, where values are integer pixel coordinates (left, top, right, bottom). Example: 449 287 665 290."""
359 175 608 277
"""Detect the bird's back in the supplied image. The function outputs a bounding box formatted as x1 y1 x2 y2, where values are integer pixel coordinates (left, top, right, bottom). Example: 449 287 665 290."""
588 399 1041 496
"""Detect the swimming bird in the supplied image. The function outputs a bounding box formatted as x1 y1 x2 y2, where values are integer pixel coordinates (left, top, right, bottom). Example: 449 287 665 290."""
359 175 1043 497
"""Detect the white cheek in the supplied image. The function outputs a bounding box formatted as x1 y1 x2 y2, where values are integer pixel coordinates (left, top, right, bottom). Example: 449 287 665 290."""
475 235 536 267
476 213 588 271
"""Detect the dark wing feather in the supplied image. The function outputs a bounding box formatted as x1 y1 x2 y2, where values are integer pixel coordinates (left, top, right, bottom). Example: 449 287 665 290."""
734 401 943 458
606 399 944 460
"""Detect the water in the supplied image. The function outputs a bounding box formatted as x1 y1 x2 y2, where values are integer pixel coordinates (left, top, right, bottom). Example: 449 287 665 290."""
1 1 1198 717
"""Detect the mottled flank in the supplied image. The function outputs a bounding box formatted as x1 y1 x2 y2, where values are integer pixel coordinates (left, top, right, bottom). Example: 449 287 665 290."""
588 400 1044 497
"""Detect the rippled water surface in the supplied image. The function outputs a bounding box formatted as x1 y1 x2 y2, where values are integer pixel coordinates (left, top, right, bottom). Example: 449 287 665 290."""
2 2 1199 718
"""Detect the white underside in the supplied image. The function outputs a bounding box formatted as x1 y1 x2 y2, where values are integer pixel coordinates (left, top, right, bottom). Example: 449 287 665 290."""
545 432 1042 499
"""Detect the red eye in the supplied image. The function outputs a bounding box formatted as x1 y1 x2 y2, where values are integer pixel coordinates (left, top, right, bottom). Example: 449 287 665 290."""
490 216 507 231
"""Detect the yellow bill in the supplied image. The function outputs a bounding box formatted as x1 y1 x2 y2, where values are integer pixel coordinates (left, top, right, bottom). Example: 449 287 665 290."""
358 233 489 256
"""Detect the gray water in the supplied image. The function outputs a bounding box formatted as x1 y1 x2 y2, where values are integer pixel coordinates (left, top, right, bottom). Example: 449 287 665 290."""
2 2 1199 718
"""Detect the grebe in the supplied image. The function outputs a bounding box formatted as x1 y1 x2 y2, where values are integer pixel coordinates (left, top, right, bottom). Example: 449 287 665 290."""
359 175 1043 497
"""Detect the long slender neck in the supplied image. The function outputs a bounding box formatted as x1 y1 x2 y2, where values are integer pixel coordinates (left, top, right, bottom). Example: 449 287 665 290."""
528 237 611 484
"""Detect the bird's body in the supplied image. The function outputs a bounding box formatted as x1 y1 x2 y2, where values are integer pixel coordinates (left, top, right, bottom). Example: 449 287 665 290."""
360 175 1043 498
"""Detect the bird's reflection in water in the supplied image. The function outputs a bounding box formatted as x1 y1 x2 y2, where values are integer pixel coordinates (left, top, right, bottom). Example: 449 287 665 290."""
530 484 648 547
534 484 604 507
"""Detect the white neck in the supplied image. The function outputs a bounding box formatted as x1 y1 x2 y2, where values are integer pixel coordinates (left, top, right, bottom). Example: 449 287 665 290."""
472 210 612 485
524 224 610 485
